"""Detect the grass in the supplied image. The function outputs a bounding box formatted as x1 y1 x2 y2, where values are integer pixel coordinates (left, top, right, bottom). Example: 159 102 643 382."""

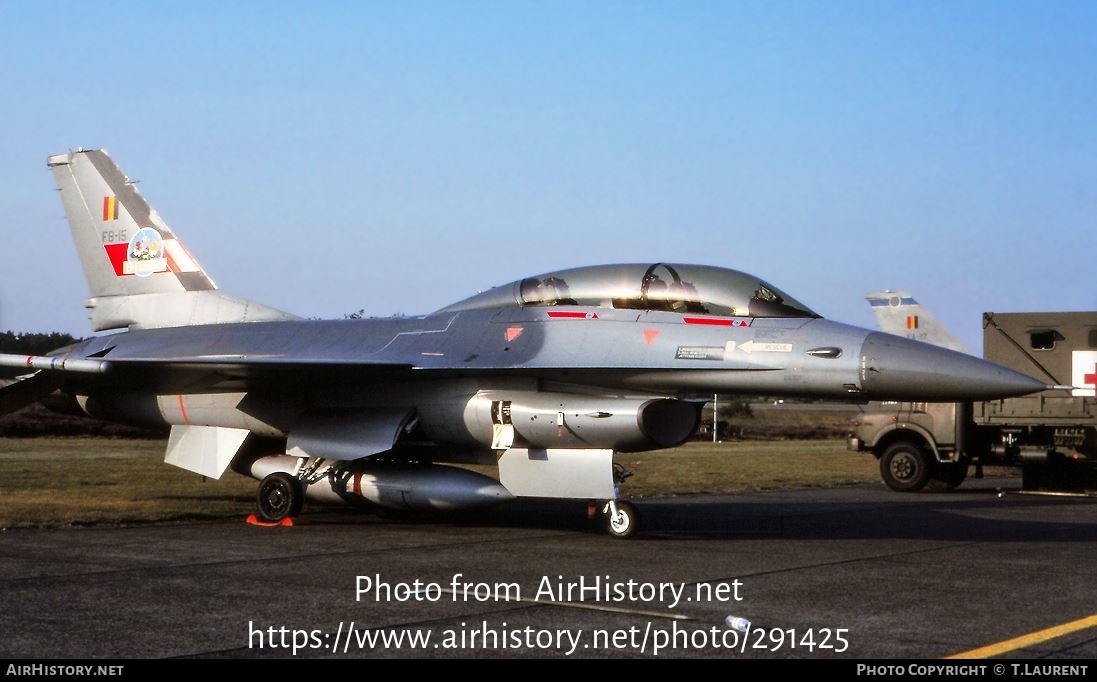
0 438 255 528
616 440 879 497
0 436 884 529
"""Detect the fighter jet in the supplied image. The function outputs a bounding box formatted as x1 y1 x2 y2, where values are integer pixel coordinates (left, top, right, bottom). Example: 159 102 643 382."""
0 150 1050 537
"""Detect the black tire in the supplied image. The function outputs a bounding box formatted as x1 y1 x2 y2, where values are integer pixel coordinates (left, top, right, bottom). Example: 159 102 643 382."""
256 472 303 522
880 442 934 492
1021 463 1046 490
605 501 639 539
929 462 968 490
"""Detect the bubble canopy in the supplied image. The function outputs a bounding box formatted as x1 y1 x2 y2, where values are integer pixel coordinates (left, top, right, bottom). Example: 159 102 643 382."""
438 263 819 319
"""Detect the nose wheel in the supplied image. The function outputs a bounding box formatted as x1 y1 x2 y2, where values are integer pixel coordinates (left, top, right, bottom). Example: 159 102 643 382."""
602 500 639 539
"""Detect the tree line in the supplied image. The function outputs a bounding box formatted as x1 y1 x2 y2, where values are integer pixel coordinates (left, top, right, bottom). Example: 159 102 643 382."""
0 331 80 354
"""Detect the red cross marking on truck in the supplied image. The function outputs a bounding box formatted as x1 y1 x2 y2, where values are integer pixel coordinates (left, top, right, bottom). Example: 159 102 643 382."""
1086 364 1097 389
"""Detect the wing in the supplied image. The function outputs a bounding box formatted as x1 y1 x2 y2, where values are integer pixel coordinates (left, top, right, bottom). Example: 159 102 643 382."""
0 351 414 397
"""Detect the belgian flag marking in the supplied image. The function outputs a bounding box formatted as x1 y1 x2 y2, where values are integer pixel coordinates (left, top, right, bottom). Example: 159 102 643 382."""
906 315 918 330
102 196 118 221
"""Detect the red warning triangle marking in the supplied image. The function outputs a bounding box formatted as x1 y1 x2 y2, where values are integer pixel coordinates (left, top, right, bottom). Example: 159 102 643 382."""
642 328 660 345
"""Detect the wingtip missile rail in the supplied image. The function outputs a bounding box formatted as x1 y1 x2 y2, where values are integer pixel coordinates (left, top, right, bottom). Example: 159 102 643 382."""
0 354 111 375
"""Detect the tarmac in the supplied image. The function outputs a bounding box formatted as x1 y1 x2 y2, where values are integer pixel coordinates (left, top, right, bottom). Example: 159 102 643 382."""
2 476 1097 660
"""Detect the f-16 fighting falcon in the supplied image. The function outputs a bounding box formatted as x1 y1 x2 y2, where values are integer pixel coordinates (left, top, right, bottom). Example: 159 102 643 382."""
0 150 1051 538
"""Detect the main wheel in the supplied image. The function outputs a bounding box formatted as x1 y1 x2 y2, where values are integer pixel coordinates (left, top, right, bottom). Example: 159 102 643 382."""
880 442 934 492
605 501 639 539
256 472 303 522
930 462 968 490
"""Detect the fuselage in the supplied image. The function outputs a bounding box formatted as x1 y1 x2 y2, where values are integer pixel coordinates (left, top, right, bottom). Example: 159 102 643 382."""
57 305 1044 438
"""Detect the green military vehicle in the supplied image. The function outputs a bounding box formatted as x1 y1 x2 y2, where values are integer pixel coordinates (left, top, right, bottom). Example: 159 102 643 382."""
849 312 1097 491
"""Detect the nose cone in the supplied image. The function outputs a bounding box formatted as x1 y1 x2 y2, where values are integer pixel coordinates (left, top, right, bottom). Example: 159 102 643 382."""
859 332 1046 401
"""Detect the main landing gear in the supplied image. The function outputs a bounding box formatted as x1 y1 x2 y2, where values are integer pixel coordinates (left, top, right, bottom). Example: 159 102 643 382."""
249 454 645 537
256 472 303 523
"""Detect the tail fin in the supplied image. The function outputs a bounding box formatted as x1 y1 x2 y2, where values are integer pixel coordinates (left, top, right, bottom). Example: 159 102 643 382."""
866 290 970 354
47 149 297 331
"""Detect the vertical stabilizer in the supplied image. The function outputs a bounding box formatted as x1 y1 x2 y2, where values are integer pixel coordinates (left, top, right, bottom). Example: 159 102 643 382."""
866 290 970 354
47 149 297 331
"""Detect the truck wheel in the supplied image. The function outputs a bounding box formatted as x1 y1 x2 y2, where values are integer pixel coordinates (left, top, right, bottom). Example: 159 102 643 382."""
881 442 934 492
1021 463 1046 490
930 462 968 490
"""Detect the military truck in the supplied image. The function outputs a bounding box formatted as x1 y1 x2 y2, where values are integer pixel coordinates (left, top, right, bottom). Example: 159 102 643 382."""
848 312 1097 491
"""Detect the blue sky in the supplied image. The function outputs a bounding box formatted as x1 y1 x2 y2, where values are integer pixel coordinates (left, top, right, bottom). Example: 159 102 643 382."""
1 1 1094 352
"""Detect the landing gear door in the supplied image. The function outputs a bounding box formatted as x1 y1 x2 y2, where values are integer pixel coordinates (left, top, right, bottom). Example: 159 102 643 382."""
499 448 616 499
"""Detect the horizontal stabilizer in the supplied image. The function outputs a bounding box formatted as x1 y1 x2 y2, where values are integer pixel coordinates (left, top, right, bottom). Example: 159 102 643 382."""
0 372 64 415
165 424 251 479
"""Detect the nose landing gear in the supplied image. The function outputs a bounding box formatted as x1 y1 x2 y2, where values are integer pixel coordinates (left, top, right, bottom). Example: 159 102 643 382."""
602 499 639 539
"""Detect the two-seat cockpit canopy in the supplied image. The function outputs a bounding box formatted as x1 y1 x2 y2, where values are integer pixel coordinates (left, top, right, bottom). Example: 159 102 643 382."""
439 263 819 319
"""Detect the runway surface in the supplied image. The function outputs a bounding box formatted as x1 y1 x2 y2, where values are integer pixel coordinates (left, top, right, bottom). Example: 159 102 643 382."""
2 476 1096 659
